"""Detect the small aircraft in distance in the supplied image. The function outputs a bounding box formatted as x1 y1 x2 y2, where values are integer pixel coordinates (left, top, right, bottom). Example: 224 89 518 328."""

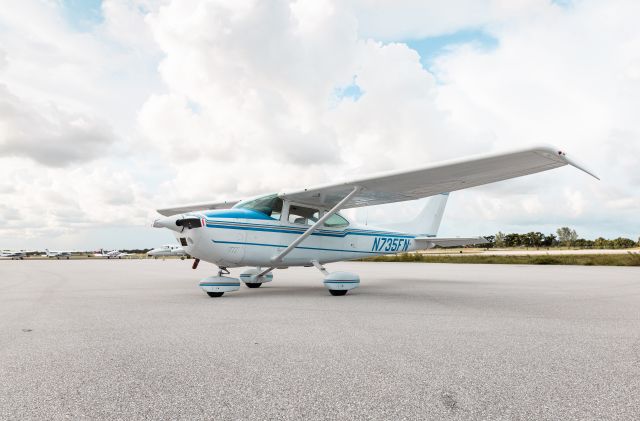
0 250 26 260
44 249 73 259
153 146 598 297
147 244 188 259
93 249 133 259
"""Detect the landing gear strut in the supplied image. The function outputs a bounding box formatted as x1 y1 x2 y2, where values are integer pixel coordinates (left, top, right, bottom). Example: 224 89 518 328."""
240 267 274 289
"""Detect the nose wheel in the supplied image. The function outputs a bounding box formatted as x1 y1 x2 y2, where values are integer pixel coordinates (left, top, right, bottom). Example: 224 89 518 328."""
199 267 240 297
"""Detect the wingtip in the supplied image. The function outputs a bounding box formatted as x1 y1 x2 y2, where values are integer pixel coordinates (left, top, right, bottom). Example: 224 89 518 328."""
564 154 600 180
543 146 600 180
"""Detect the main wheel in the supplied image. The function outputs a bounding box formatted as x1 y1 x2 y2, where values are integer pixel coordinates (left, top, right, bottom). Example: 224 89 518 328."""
329 289 348 296
245 283 262 289
206 291 224 297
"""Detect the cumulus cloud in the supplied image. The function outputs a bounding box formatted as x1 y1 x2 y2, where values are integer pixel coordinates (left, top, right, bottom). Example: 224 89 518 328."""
0 0 639 248
0 85 114 166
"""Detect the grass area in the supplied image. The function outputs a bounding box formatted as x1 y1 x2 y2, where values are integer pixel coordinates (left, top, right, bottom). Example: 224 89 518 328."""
363 252 640 266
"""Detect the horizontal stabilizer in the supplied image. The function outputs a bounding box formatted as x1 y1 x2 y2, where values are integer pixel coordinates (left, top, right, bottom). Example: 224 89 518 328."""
415 236 488 249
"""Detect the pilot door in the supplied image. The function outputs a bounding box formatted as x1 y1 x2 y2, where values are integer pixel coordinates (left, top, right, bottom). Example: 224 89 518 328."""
280 203 325 264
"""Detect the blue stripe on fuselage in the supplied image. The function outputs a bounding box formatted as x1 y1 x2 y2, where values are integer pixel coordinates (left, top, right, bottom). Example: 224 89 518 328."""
203 220 414 239
202 209 276 220
211 239 390 255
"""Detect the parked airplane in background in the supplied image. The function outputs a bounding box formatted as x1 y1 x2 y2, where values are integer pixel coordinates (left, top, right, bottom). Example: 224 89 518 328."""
44 249 72 259
147 244 187 259
93 249 133 259
153 146 597 298
0 250 26 260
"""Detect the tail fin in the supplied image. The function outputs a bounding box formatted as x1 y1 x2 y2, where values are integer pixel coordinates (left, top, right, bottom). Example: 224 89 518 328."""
377 193 449 236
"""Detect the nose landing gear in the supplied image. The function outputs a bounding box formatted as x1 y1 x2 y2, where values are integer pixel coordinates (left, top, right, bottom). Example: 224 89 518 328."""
199 267 240 298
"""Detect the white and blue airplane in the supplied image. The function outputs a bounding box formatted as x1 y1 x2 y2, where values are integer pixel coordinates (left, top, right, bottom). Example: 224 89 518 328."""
153 146 597 297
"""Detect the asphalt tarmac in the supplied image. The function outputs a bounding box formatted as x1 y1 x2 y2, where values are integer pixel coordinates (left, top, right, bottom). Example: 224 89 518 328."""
1 260 639 420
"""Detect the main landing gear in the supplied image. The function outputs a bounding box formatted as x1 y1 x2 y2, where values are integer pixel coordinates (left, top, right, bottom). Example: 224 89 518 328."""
199 267 240 298
198 263 360 298
240 268 274 289
311 260 360 296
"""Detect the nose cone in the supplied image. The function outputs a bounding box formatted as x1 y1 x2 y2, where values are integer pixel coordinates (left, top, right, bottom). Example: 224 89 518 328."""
153 215 182 232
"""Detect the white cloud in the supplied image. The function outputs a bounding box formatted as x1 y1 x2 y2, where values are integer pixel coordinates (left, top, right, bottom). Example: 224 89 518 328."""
0 84 114 166
0 0 639 248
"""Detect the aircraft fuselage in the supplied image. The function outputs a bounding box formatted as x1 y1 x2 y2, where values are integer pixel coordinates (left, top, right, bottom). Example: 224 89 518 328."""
167 209 420 268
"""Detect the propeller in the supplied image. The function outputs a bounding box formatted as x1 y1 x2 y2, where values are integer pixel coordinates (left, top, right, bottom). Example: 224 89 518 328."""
176 217 202 229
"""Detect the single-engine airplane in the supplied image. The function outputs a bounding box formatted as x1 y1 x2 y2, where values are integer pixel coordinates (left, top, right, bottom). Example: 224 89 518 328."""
0 250 26 260
44 249 72 259
153 146 597 297
147 244 188 259
93 249 133 259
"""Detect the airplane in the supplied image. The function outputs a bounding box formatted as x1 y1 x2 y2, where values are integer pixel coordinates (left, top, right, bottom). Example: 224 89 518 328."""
153 146 598 298
93 249 133 259
147 244 188 259
44 249 72 259
0 250 26 260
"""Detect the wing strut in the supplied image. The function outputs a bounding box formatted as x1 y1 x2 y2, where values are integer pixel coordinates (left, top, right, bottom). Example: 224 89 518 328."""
271 186 361 263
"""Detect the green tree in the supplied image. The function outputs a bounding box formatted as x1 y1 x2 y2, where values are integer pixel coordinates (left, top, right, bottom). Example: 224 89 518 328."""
526 232 544 249
573 238 594 248
594 237 611 249
542 233 557 247
495 231 506 248
482 235 495 249
612 237 636 249
556 227 578 247
504 233 522 247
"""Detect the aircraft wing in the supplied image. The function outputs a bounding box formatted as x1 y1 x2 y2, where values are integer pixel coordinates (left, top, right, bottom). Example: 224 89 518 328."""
415 236 488 248
279 146 598 209
157 199 241 216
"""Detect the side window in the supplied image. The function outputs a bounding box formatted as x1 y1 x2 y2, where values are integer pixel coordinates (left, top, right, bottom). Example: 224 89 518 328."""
324 213 349 228
288 205 320 226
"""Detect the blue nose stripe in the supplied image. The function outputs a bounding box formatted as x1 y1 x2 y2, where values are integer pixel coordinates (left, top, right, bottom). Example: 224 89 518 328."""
199 283 241 287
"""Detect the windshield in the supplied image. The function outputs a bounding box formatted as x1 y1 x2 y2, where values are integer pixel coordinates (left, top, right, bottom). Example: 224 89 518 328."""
234 194 283 220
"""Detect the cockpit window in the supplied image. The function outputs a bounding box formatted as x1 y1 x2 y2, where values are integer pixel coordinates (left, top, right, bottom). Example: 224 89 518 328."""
288 205 320 226
235 194 283 220
324 213 349 228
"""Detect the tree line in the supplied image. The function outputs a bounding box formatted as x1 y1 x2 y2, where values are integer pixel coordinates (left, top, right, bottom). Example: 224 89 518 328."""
479 227 639 249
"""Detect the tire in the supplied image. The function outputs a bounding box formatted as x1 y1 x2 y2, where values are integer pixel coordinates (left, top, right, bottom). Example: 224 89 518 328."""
206 291 224 297
245 283 262 288
329 289 348 296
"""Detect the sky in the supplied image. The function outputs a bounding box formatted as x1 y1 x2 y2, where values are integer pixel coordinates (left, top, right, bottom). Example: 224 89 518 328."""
0 0 639 250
